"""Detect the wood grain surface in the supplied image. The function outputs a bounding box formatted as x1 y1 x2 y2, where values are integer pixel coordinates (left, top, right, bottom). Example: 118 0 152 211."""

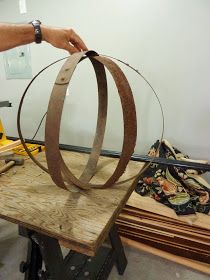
117 192 210 269
121 237 210 275
127 192 210 230
0 150 143 256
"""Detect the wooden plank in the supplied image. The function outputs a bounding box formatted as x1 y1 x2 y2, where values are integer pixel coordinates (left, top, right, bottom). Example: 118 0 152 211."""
118 213 210 241
121 237 210 275
0 150 143 256
127 192 179 219
121 208 210 237
127 191 210 230
118 219 210 245
117 223 210 254
119 230 210 263
123 206 187 225
0 140 21 154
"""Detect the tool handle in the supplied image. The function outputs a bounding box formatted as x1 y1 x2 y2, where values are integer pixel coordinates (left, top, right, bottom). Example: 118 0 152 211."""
0 151 14 160
0 160 15 174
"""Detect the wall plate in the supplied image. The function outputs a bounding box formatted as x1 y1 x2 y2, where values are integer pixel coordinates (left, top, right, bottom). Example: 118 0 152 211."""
3 45 32 79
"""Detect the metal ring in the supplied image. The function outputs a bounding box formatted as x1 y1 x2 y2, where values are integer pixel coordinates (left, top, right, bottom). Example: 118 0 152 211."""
17 56 69 173
18 51 137 190
45 52 137 189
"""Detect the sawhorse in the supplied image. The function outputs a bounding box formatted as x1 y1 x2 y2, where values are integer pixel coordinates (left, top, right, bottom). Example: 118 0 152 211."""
19 224 127 280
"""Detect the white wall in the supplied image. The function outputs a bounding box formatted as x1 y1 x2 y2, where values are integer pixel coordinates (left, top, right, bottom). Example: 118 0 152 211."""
0 0 210 168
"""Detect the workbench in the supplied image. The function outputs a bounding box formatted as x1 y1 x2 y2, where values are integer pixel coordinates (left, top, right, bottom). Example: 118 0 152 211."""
0 150 143 279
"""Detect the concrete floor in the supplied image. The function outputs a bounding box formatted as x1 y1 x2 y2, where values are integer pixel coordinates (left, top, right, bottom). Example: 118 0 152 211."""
0 219 209 280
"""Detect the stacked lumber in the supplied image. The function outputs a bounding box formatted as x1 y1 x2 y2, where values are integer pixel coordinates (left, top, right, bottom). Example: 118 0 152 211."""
116 192 210 273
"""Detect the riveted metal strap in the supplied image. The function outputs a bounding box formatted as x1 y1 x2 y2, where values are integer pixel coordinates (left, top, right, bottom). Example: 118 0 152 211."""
18 51 137 190
45 52 108 189
45 51 137 190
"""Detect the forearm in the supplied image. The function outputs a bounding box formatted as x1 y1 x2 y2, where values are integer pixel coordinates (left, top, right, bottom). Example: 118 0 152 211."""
0 23 34 51
0 22 88 53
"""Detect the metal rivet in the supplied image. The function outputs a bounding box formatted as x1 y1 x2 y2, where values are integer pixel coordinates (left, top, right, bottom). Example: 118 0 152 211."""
87 258 92 262
70 266 76 270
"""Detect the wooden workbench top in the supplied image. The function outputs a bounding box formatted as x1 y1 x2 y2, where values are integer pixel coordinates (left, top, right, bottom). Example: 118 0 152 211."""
0 151 143 256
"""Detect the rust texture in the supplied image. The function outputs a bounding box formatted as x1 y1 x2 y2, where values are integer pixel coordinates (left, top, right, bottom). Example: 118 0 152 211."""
18 51 137 190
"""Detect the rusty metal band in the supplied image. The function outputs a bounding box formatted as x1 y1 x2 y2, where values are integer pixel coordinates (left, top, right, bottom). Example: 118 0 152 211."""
17 56 69 173
45 51 108 189
17 51 109 186
101 54 165 181
18 52 165 190
45 51 137 189
18 51 137 190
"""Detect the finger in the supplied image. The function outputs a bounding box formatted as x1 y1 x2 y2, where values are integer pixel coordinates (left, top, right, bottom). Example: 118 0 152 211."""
70 40 82 52
73 41 85 52
71 31 88 51
64 43 79 54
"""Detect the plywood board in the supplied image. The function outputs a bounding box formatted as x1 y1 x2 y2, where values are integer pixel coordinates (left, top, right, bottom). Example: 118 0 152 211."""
0 150 143 256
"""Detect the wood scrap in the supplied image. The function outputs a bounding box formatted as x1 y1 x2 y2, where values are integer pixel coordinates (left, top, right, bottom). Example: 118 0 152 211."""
0 140 21 154
116 191 210 271
121 237 210 275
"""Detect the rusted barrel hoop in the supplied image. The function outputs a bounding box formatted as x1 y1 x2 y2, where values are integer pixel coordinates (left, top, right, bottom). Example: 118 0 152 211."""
45 51 108 189
18 52 137 189
18 52 165 190
17 56 69 173
17 52 107 181
45 51 137 189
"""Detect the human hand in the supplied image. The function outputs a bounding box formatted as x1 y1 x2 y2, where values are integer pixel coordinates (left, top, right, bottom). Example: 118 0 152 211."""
42 26 88 54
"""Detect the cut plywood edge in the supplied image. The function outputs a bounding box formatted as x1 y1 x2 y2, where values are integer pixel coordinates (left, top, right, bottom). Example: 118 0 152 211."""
127 192 210 230
121 236 210 275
